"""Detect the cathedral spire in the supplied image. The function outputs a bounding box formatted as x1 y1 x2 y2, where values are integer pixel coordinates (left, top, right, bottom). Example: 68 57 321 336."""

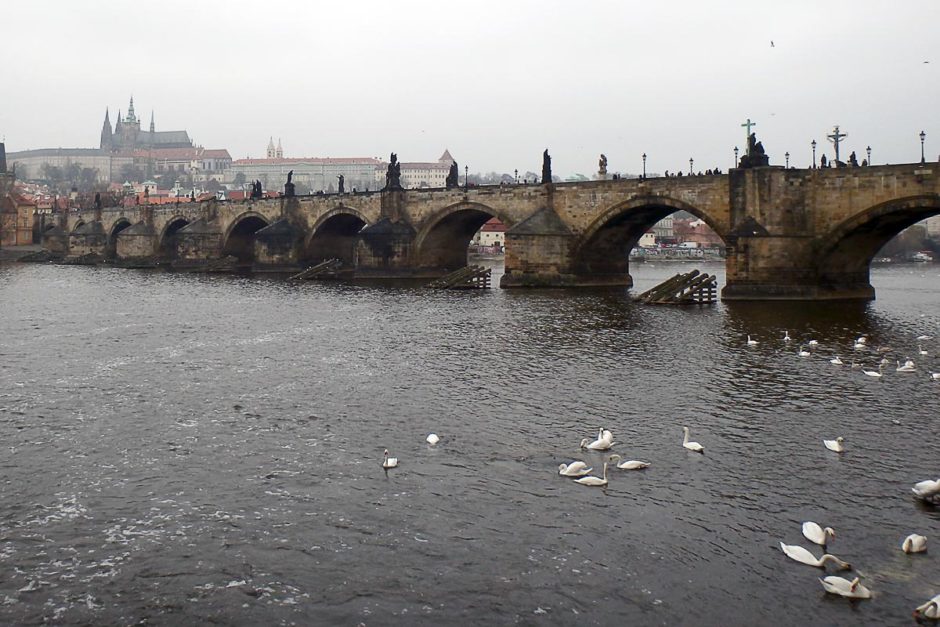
100 108 113 150
115 109 123 132
127 96 137 124
267 136 275 159
149 110 155 133
276 138 283 159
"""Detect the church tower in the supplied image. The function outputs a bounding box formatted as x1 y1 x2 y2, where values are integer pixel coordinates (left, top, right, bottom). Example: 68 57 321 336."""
100 108 113 151
266 137 276 159
149 111 155 134
276 138 283 159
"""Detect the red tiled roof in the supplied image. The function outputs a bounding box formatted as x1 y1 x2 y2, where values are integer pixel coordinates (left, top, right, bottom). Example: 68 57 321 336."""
481 217 505 232
201 149 231 159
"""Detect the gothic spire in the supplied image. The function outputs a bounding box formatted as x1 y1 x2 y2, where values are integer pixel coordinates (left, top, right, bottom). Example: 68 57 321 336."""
127 96 136 124
100 108 113 150
149 110 155 133
115 109 123 132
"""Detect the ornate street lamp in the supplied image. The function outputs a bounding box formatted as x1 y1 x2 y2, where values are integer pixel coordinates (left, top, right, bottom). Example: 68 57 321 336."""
733 146 739 167
465 165 469 189
689 158 694 175
514 168 518 184
642 153 647 179
785 151 790 168
811 140 817 169
866 145 871 165
920 130 926 164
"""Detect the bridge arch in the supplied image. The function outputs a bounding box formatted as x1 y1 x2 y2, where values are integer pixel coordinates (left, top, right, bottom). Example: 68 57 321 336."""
222 212 270 263
574 195 726 277
815 194 940 285
158 216 191 260
305 207 370 265
106 218 133 259
414 201 514 270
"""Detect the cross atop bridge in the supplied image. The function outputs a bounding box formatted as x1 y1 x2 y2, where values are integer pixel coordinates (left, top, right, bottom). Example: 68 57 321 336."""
827 125 847 164
741 118 757 153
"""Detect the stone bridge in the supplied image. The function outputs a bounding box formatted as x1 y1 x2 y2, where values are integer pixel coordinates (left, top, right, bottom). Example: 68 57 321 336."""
48 162 940 300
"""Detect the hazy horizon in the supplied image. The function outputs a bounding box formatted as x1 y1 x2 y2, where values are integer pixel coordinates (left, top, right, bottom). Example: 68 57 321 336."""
3 0 938 177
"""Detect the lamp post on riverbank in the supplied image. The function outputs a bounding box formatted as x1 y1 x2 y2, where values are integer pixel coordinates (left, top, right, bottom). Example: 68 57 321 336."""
920 131 926 164
811 140 817 169
642 153 646 179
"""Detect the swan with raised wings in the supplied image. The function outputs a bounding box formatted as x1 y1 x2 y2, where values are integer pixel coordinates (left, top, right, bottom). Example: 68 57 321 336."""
902 533 927 553
802 522 835 546
779 542 851 569
819 575 871 599
558 461 592 477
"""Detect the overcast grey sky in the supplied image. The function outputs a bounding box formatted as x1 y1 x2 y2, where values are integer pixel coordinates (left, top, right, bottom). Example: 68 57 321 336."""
3 1 938 176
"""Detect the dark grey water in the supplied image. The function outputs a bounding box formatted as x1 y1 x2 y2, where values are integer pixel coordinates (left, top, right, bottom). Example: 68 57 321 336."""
1 260 938 626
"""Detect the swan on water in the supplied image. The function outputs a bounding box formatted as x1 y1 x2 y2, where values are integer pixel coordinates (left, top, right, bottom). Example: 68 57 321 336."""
798 346 811 357
830 356 844 365
912 478 940 502
783 331 792 342
802 522 835 546
747 335 758 346
607 454 651 470
902 533 927 553
682 427 704 453
558 461 592 477
597 427 614 443
861 365 883 378
580 436 613 451
426 433 440 445
919 345 928 356
897 359 916 373
823 437 845 453
931 372 940 380
917 335 933 341
819 575 871 599
808 339 819 346
914 594 940 620
382 449 398 469
574 462 608 487
855 335 867 345
779 542 851 569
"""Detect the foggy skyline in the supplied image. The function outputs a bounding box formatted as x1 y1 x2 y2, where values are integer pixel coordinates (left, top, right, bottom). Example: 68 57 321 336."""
3 0 938 177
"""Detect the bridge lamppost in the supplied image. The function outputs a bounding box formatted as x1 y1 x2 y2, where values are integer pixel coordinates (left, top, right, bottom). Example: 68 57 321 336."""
785 151 790 168
920 130 926 164
811 140 817 169
689 158 694 175
514 169 518 184
642 153 647 179
465 165 469 189
866 145 871 166
733 146 739 168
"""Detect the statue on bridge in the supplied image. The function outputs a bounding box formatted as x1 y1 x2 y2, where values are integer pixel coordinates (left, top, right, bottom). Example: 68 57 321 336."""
445 161 459 189
384 153 403 191
337 174 345 194
94 192 102 210
738 132 770 168
251 180 263 199
848 151 859 167
541 149 552 184
598 154 608 176
284 170 296 197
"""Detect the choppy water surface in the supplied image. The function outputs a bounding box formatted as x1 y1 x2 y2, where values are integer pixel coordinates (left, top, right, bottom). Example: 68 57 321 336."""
1 260 938 626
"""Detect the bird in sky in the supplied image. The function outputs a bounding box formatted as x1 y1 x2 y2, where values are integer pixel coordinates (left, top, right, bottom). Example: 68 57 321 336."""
771 40 775 47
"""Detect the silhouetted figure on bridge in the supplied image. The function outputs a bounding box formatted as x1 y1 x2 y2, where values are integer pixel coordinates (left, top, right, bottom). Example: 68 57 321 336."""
94 192 102 210
820 155 828 168
384 153 403 191
251 180 263 199
285 170 296 197
446 161 459 189
337 174 345 194
541 149 552 184
848 151 859 167
738 132 770 168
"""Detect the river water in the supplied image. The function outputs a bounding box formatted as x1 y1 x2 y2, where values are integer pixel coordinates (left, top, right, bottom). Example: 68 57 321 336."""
0 259 938 626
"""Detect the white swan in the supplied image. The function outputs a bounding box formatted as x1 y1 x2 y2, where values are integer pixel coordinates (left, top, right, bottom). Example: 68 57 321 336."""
783 330 792 342
861 365 883 378
823 437 844 453
598 427 614 443
931 372 940 380
897 359 916 372
912 478 940 500
682 426 704 453
798 346 811 357
382 449 398 469
607 454 650 470
819 575 871 599
914 594 940 620
802 522 835 546
779 542 851 569
574 462 608 487
902 533 927 553
919 345 928 356
808 339 819 347
747 335 758 346
830 356 844 365
558 461 592 477
580 436 613 451
426 433 440 445
855 335 867 345
917 334 933 341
